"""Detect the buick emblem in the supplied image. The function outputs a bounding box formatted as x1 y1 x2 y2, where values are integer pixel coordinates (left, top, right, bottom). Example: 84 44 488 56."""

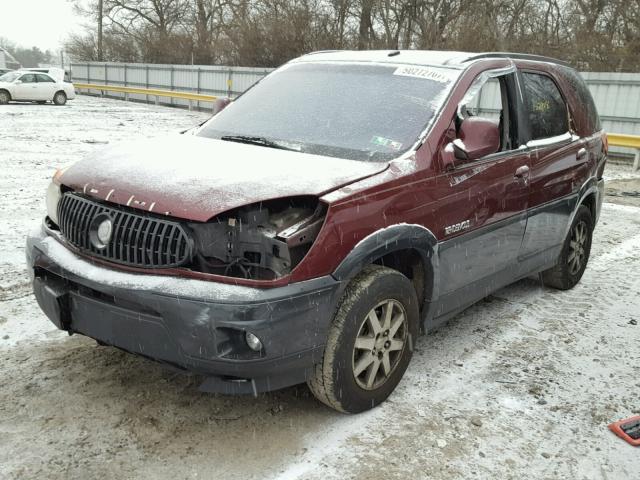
89 214 113 250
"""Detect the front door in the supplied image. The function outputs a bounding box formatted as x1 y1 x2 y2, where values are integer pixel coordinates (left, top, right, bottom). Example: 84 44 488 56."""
13 73 38 100
434 69 530 317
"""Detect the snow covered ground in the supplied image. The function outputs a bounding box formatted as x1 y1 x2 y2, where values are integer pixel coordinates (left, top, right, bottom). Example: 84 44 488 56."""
1 96 639 479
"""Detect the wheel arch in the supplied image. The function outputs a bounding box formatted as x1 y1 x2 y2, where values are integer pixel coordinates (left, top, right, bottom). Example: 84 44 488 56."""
331 224 440 312
563 177 600 240
580 190 597 220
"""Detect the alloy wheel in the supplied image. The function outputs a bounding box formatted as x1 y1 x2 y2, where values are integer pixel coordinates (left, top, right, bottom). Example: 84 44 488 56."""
352 299 408 390
568 220 588 275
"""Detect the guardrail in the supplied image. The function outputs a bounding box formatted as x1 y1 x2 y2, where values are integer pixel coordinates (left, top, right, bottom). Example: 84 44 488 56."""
74 82 217 110
607 133 640 171
75 82 640 171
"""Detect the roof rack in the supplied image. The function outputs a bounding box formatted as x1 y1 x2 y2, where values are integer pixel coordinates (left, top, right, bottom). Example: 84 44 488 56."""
456 52 570 68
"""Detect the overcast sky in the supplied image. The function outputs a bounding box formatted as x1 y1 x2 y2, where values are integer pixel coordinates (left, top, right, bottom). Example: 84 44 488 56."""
0 0 85 51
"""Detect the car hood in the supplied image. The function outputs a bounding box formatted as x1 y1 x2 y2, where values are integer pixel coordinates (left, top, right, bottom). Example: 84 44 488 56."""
59 135 389 222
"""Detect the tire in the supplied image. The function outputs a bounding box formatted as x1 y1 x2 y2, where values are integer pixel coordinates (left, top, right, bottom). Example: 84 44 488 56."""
308 265 419 413
53 91 67 106
0 90 10 104
541 205 593 290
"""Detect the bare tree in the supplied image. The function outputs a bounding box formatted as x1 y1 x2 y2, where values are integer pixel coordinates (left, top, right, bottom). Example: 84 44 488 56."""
64 0 640 71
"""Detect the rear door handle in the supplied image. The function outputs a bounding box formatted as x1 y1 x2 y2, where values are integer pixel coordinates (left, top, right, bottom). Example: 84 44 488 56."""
514 165 530 179
577 148 588 161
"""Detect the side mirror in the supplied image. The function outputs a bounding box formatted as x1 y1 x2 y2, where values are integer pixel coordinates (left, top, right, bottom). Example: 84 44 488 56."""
451 117 500 162
213 97 231 115
14 80 22 84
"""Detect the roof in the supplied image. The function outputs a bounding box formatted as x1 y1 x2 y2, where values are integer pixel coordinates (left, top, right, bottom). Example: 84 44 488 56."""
296 50 471 68
296 50 570 69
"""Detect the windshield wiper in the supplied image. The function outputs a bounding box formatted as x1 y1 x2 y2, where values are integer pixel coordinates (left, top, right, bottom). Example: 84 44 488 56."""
220 135 297 151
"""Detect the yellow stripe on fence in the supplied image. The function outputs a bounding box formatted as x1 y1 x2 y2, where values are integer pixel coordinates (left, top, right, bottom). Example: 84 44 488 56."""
607 133 640 171
74 83 217 102
607 133 640 150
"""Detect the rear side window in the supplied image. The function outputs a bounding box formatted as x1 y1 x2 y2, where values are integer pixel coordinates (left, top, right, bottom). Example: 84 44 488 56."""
36 74 54 83
522 72 568 140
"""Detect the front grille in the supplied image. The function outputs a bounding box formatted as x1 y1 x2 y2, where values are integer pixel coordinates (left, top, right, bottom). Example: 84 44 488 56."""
57 193 192 268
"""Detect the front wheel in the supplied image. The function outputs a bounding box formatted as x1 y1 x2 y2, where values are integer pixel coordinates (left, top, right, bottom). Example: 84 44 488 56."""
53 91 67 106
0 90 10 104
308 265 419 413
541 205 593 290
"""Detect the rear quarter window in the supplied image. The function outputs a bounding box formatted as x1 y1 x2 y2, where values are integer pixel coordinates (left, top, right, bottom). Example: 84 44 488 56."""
522 72 569 140
557 66 601 134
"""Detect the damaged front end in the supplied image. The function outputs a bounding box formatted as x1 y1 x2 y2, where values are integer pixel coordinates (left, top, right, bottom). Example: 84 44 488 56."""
188 196 326 280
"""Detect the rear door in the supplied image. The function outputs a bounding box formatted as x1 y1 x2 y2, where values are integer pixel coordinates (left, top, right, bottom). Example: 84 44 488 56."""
518 70 586 261
434 68 530 316
35 74 57 100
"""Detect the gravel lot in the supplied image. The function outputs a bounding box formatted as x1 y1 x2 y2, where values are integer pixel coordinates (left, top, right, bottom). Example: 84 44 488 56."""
1 96 639 480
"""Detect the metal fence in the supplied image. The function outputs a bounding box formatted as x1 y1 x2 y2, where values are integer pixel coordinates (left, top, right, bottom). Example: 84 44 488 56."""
581 72 640 156
70 62 272 111
70 62 640 156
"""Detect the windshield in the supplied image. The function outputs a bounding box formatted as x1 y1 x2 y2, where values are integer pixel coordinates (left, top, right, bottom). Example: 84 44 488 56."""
197 62 460 161
0 72 20 82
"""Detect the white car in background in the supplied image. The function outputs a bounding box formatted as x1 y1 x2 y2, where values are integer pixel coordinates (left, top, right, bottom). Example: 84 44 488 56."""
20 67 70 83
0 70 76 105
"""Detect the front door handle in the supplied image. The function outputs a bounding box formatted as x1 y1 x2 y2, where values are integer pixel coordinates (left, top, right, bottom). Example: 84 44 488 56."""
576 148 588 161
514 165 530 179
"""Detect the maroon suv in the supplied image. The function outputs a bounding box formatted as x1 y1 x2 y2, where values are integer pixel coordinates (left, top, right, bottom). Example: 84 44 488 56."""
27 51 606 413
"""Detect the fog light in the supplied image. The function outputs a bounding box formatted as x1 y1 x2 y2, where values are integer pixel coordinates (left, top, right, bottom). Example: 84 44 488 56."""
245 331 263 351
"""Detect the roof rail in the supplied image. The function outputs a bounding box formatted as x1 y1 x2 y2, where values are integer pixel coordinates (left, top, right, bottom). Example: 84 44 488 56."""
457 52 571 68
303 50 343 56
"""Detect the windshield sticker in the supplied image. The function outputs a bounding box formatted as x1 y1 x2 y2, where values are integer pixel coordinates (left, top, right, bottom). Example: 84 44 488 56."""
393 66 451 83
371 136 403 150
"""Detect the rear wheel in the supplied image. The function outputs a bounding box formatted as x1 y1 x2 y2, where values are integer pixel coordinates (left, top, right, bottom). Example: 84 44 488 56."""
541 205 593 290
0 90 10 104
53 91 67 106
308 265 419 413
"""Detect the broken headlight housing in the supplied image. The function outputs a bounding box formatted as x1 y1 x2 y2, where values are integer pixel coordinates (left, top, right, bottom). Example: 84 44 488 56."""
46 181 62 226
188 196 326 280
45 165 72 227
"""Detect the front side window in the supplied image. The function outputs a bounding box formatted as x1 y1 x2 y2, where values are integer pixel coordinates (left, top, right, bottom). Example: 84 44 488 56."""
456 71 519 155
198 62 461 161
20 74 37 83
522 72 568 140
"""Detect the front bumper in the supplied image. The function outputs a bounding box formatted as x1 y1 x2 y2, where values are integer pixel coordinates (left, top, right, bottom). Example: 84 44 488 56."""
26 225 341 394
